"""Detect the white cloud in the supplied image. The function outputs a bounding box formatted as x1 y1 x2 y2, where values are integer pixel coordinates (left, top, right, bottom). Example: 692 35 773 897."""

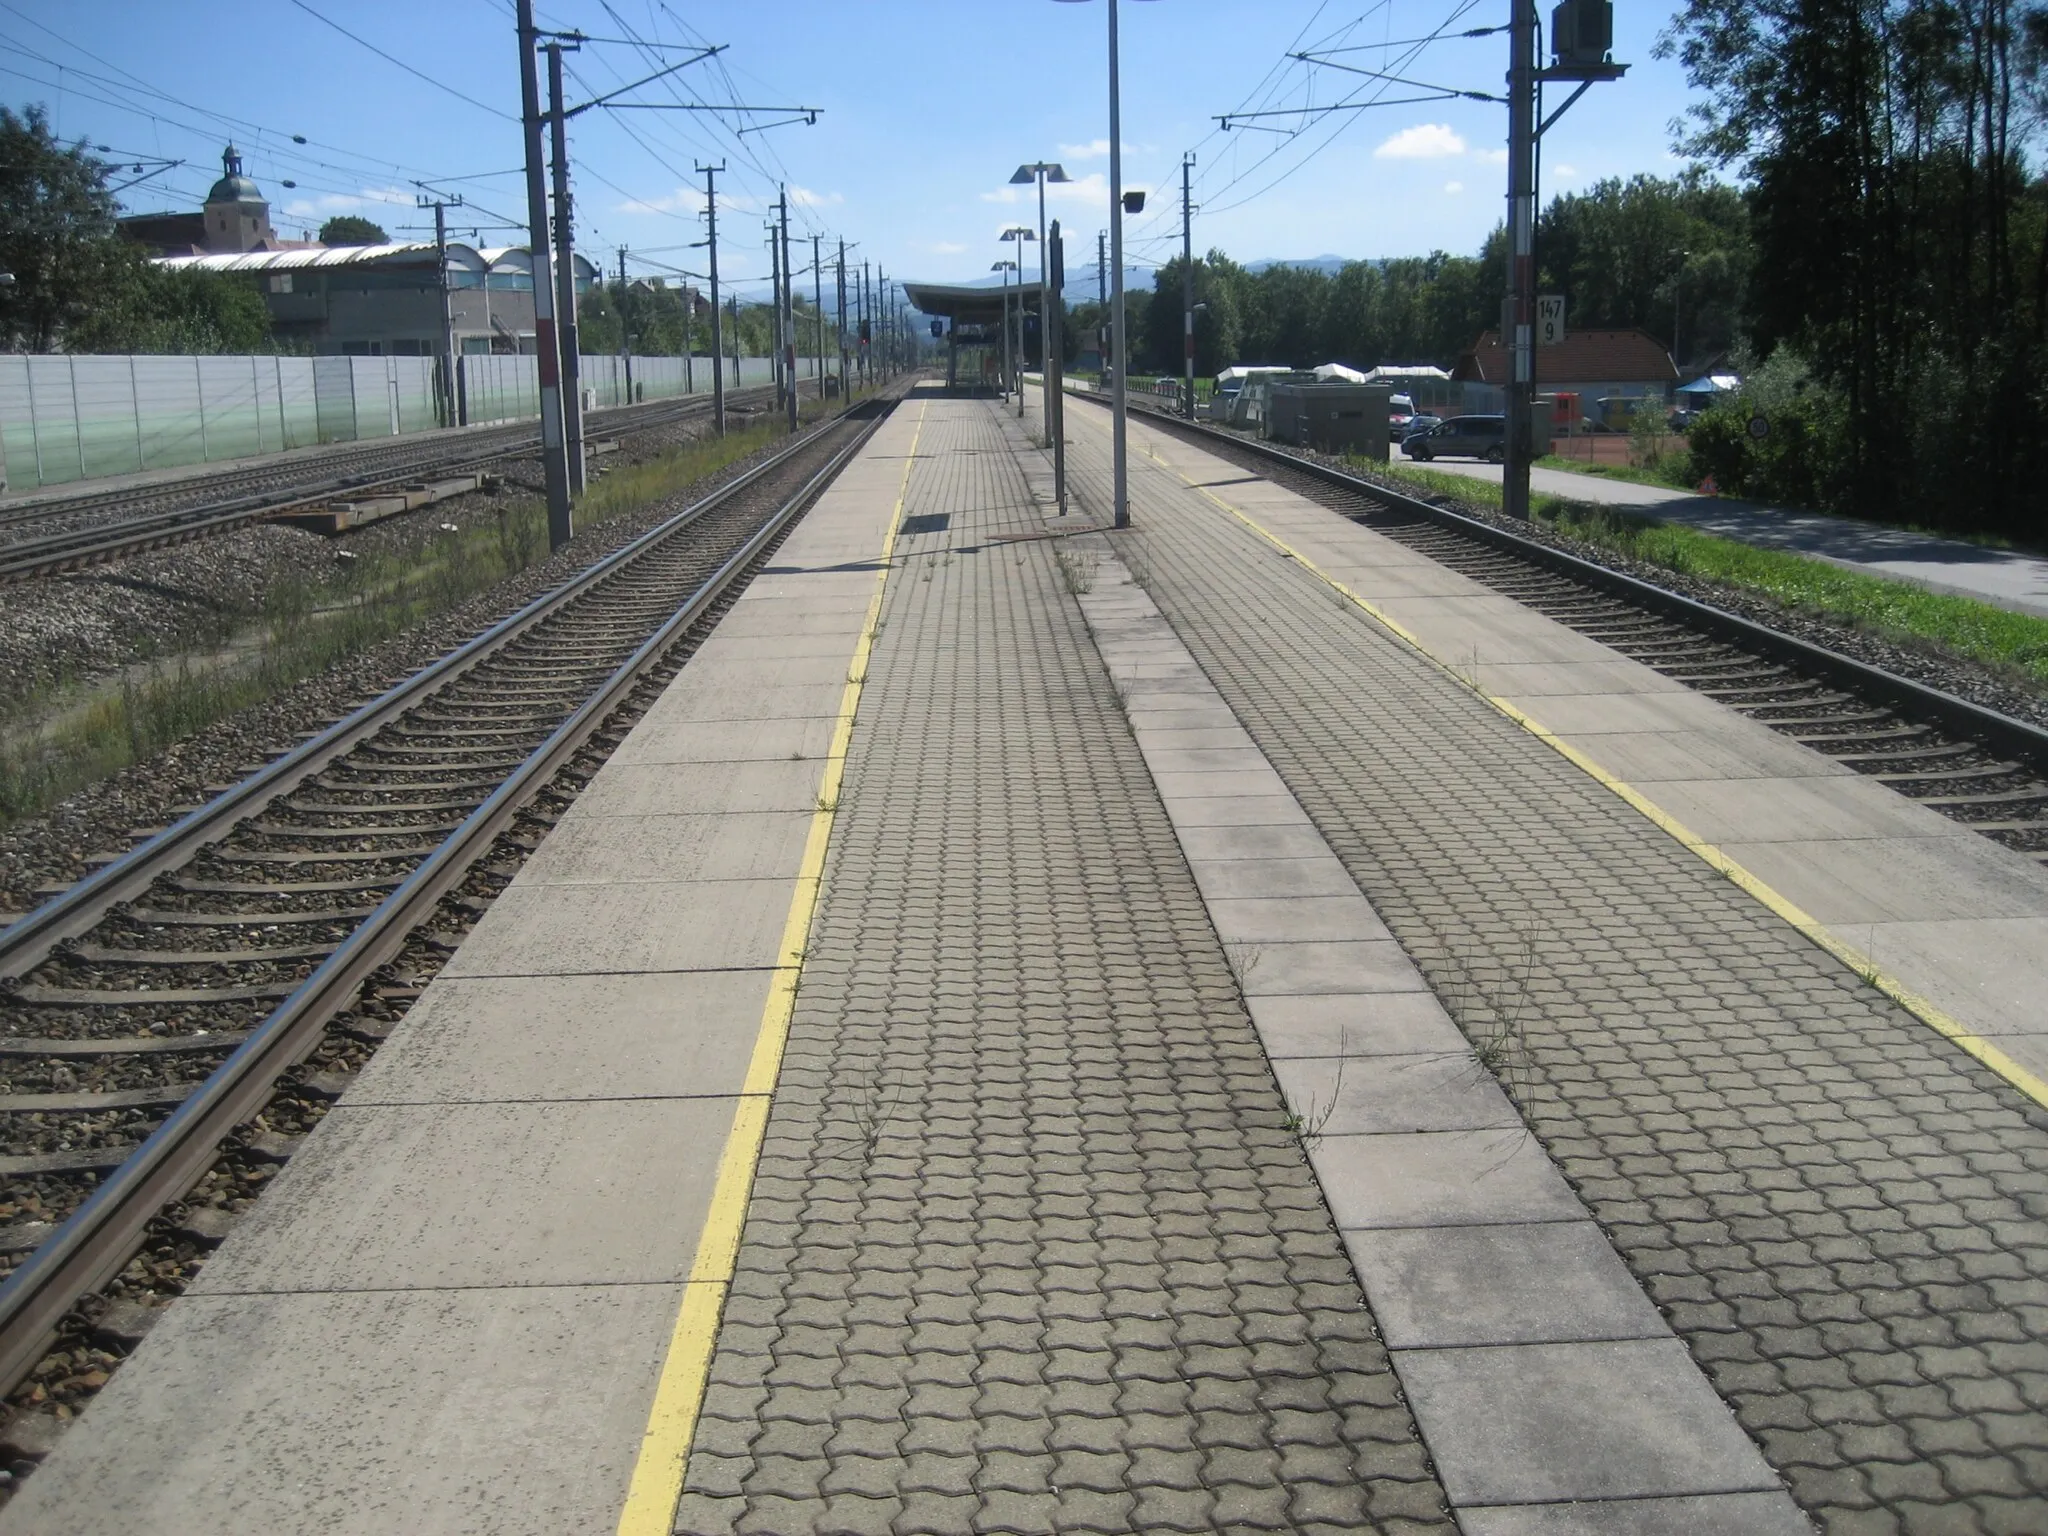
1472 146 1509 166
615 185 704 216
789 185 843 207
1056 139 1143 161
1443 180 1465 194
282 184 414 219
1374 123 1466 160
931 241 966 255
1552 164 1578 178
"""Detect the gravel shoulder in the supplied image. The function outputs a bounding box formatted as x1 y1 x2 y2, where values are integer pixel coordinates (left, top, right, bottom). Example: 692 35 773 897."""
0 404 790 915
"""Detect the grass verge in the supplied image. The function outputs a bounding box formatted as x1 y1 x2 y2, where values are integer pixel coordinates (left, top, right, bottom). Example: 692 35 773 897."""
0 414 806 826
1535 453 1695 491
1348 458 2048 694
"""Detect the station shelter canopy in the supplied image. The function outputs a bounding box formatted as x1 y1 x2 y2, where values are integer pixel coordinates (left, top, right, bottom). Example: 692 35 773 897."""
901 279 1046 392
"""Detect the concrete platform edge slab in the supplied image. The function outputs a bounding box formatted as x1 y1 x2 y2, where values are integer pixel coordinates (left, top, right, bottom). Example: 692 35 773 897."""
1067 537 1793 1520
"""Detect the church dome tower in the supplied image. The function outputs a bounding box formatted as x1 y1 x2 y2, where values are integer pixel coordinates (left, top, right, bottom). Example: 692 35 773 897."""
202 144 277 253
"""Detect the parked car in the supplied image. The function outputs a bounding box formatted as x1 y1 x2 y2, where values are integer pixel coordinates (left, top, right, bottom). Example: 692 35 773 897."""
1403 414 1507 462
1402 413 1442 438
1388 392 1417 442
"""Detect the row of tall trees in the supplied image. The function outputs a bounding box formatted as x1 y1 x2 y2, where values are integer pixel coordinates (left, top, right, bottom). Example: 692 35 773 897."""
1663 0 2048 535
1122 173 1751 380
576 281 832 359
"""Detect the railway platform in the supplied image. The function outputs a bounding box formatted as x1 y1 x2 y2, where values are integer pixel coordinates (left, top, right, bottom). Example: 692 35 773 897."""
8 382 2048 1535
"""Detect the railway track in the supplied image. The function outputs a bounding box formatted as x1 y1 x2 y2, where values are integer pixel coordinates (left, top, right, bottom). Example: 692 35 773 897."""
0 385 782 583
0 391 896 1433
1092 392 2048 869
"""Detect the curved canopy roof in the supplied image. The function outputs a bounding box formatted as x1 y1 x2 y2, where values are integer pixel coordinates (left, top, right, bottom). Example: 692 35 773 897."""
155 243 600 282
900 278 1045 327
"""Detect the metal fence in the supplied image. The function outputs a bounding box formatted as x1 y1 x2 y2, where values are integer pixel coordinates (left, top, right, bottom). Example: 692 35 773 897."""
0 350 837 493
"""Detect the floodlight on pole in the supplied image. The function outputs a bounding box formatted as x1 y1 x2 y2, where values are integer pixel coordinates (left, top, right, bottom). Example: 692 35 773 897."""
1053 0 1161 530
1001 225 1036 417
992 259 1020 398
1008 163 1068 409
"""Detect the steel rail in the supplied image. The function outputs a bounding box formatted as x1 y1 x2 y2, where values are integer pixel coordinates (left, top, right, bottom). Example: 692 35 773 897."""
0 393 888 1392
0 386 782 584
1079 389 2048 779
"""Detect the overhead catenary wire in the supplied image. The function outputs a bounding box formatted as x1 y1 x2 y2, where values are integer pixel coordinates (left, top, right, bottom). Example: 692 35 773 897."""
284 0 516 122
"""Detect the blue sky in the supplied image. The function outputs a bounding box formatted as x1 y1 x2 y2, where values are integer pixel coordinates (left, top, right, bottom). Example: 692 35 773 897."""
3 0 1704 302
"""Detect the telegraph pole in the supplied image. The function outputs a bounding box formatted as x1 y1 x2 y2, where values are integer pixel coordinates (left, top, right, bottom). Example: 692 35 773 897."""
698 160 725 435
859 261 870 386
729 294 740 388
811 233 824 401
1504 0 1537 520
418 193 463 428
617 245 634 404
836 239 849 396
544 40 585 493
1181 152 1197 420
515 0 572 550
765 223 783 410
1098 230 1107 305
780 188 797 431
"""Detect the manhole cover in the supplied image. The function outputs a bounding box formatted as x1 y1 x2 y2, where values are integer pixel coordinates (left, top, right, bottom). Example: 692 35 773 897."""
901 513 951 535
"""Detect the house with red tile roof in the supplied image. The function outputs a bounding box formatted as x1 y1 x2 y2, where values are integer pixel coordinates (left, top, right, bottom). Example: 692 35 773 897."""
1451 327 1678 423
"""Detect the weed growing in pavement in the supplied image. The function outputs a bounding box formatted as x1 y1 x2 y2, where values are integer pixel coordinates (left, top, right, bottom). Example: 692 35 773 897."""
833 1063 903 1166
1224 940 1266 986
1281 1037 1346 1153
816 791 840 813
1054 549 1097 596
1434 920 1541 1104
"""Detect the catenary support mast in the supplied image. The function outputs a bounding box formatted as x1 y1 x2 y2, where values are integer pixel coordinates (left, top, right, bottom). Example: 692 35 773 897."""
515 0 572 550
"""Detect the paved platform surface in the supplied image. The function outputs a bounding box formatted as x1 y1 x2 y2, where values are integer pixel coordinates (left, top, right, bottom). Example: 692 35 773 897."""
11 385 2048 1535
1396 455 2048 620
3 408 916 1534
1063 394 2048 1534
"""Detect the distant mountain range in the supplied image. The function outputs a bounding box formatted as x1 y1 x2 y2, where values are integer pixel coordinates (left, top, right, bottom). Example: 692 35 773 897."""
1247 256 1357 276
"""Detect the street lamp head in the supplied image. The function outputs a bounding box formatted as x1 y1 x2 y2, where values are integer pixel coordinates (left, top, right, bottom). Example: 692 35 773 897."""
1001 225 1036 243
1044 164 1072 183
1122 190 1146 214
991 260 1017 272
1010 162 1071 184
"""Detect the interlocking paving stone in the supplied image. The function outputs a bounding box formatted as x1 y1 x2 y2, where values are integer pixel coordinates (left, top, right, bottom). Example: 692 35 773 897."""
1064 419 2048 1535
672 398 1451 1534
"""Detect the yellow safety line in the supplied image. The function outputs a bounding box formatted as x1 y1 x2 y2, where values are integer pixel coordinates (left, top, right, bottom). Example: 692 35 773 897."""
1090 407 2048 1112
615 401 928 1536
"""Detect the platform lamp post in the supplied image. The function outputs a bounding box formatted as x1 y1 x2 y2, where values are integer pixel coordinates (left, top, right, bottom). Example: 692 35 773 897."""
1008 163 1068 422
1053 0 1159 529
999 226 1035 418
991 260 1019 397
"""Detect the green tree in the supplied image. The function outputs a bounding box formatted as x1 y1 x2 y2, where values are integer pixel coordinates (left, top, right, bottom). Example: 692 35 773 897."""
71 263 273 354
1534 173 1750 365
0 104 133 352
319 214 388 245
1663 0 2048 535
